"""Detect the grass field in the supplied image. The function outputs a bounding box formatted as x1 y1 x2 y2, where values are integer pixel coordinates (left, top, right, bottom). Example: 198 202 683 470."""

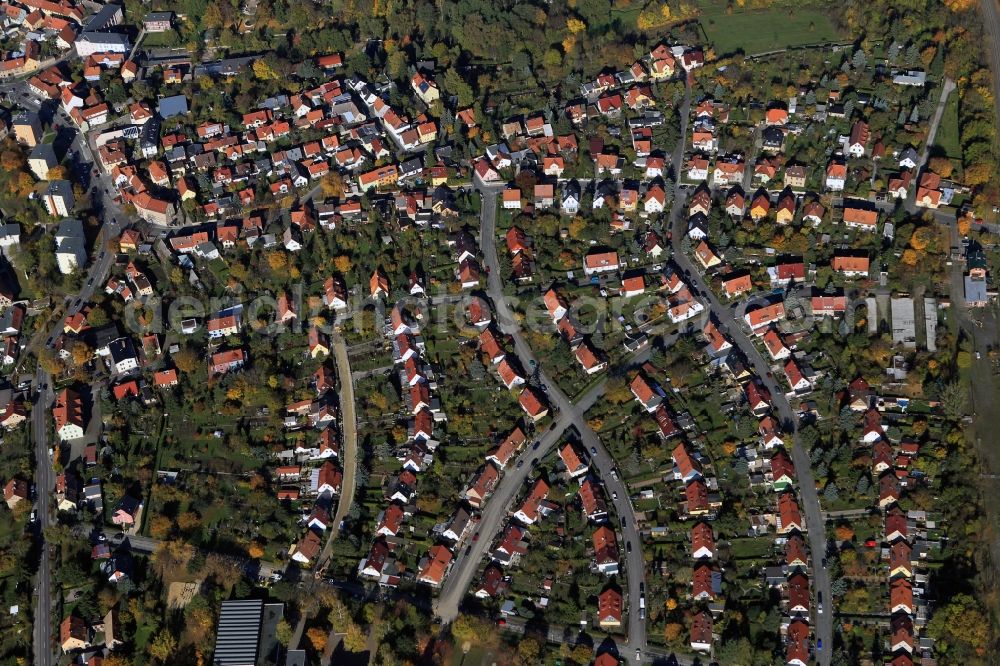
934 92 961 159
698 1 838 56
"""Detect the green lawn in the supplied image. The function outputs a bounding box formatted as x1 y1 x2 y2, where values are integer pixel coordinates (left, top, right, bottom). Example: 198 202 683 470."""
698 2 838 56
728 536 774 559
934 92 961 159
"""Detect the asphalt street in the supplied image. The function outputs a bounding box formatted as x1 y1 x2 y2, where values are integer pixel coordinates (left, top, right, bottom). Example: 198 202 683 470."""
436 187 649 663
0 75 130 666
669 185 834 663
666 73 839 662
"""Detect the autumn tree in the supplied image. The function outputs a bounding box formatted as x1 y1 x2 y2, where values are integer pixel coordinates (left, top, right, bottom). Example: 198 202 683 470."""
517 638 541 664
173 348 199 374
150 539 194 582
176 511 201 531
927 156 954 178
957 215 972 236
252 58 280 80
334 255 352 273
834 524 855 541
276 619 292 646
149 515 173 539
307 627 328 651
149 630 178 662
664 622 684 642
247 541 265 559
909 227 932 251
183 602 215 650
450 614 495 645
320 171 344 198
70 341 93 367
343 622 367 652
0 148 23 171
267 251 288 272
103 656 131 666
928 593 988 660
37 348 64 375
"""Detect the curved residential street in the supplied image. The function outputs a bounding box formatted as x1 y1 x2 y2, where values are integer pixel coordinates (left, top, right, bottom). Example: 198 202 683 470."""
435 187 649 664
323 334 359 565
669 191 833 663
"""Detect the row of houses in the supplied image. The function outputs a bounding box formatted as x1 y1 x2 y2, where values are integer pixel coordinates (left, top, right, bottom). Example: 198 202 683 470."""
357 304 451 587
283 377 345 566
543 285 607 375
697 315 820 664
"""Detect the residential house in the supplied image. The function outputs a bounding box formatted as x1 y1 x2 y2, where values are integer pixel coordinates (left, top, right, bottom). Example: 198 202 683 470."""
847 120 870 157
514 478 552 525
825 160 847 191
691 522 715 559
630 372 664 412
831 251 870 277
60 614 89 653
4 478 27 509
672 442 702 483
54 218 86 274
53 388 84 440
111 495 141 526
464 464 500 509
417 545 452 587
744 301 786 332
842 201 879 231
583 250 620 276
559 443 590 478
776 492 803 533
592 525 620 574
597 587 622 629
690 612 713 652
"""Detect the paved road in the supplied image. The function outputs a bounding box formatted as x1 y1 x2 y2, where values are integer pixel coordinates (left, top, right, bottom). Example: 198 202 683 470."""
9 76 129 666
434 410 568 621
437 188 648 662
945 216 1000 570
30 368 54 666
322 334 359 564
905 78 956 211
666 76 838 662
288 335 359 651
668 191 833 662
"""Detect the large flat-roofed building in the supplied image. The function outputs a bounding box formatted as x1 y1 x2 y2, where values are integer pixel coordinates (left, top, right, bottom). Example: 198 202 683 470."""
212 599 264 666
